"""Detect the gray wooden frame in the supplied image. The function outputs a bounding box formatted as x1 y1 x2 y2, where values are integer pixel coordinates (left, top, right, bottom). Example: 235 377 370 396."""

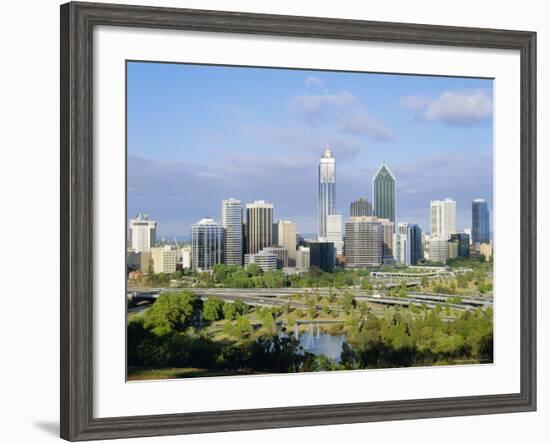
60 1 537 441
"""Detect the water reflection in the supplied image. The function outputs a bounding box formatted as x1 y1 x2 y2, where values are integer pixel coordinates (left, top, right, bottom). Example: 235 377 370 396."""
296 323 346 362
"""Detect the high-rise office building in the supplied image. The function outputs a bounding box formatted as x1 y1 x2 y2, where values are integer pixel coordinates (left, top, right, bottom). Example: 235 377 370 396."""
344 216 383 268
325 214 343 256
276 220 297 266
129 213 157 253
379 218 395 263
450 233 470 258
246 200 273 254
350 198 372 217
296 246 311 271
430 198 456 240
191 218 224 271
372 163 396 222
393 232 407 264
221 198 244 266
305 240 335 272
472 198 490 244
318 149 336 239
397 222 422 265
407 223 423 265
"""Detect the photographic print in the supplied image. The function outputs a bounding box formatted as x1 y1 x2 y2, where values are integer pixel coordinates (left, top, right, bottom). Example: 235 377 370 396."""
126 61 494 381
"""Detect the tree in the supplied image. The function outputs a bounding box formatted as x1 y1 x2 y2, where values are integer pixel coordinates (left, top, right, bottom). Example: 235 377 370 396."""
202 298 224 322
233 315 253 338
246 263 263 277
143 291 197 336
233 299 249 317
341 292 356 313
222 302 237 320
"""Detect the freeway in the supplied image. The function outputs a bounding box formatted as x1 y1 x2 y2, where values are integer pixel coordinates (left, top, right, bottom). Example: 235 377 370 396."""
127 286 492 312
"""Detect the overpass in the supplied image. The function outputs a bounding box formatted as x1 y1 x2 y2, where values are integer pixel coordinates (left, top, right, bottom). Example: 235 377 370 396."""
127 287 491 312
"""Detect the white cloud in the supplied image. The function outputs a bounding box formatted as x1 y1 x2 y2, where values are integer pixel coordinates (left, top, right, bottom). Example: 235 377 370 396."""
305 75 324 89
400 90 493 126
290 90 357 113
340 112 393 142
399 94 431 111
289 89 392 141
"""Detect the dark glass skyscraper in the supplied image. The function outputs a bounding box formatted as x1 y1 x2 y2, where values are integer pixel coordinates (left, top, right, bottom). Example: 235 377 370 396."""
472 199 490 244
450 233 470 258
407 224 423 265
305 240 335 272
372 163 396 223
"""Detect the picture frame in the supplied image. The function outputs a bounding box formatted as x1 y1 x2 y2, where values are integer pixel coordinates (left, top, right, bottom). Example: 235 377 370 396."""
60 1 537 441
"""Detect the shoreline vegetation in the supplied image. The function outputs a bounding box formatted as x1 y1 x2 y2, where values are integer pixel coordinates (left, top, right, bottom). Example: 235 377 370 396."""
127 258 493 380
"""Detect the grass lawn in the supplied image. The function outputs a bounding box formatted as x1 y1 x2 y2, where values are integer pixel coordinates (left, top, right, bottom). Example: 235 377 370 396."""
127 366 258 381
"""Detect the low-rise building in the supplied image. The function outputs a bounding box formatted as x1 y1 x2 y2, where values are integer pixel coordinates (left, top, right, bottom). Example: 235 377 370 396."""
151 245 178 274
296 246 310 272
480 242 493 260
261 246 289 269
244 250 278 272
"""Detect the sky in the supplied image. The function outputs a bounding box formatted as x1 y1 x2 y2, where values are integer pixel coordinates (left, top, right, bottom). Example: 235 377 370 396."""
127 61 493 238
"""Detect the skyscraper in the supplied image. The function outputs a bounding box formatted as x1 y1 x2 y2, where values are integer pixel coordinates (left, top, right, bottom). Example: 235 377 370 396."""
191 218 224 271
350 198 373 217
221 198 244 266
393 232 407 264
403 223 423 265
472 198 490 244
430 198 456 240
372 163 396 222
450 233 470 258
379 218 395 263
397 223 422 265
129 213 157 253
318 149 336 239
326 214 343 256
246 200 273 254
305 240 335 272
344 216 383 268
276 220 297 266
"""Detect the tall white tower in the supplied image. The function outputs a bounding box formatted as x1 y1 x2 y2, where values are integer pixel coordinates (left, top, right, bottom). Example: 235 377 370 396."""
430 198 456 240
318 149 336 239
221 198 244 266
129 213 157 253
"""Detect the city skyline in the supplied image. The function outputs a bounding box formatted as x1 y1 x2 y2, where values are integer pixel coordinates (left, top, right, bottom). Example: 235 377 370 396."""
128 62 493 236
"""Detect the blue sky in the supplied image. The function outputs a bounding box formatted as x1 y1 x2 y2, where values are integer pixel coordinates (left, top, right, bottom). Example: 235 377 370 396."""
127 61 493 238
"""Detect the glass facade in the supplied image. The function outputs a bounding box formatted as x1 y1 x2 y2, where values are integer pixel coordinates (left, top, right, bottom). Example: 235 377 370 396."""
450 233 471 258
472 199 490 244
191 218 224 271
373 164 396 223
407 224 423 265
305 240 335 272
